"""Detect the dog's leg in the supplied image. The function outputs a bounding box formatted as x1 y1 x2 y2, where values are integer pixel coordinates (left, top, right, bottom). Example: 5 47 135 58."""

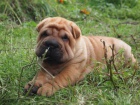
36 64 81 96
24 69 51 95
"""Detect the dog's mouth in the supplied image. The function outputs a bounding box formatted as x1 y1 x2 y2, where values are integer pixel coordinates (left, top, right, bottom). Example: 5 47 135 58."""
35 39 64 64
36 46 63 64
44 48 63 64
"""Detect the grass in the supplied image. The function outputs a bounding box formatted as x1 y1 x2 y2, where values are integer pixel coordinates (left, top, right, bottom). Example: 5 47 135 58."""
0 0 140 105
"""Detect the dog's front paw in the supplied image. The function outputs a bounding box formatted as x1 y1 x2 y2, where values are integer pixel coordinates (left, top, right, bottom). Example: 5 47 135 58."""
24 80 43 95
37 83 56 96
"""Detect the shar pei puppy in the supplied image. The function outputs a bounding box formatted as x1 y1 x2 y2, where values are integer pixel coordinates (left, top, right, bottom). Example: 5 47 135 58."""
24 17 136 96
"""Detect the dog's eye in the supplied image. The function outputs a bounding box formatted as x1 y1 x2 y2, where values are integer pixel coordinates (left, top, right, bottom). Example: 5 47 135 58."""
61 35 69 41
41 31 48 37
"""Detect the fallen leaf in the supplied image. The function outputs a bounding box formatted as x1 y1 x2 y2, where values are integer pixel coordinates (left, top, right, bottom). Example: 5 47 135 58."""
58 0 64 4
80 9 90 15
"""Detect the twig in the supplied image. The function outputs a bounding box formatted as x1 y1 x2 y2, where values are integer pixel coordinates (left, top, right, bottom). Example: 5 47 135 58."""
110 45 124 82
18 62 36 99
18 48 55 98
101 40 116 88
130 35 138 50
38 60 55 79
37 47 55 79
108 59 116 88
101 40 109 72
18 54 37 98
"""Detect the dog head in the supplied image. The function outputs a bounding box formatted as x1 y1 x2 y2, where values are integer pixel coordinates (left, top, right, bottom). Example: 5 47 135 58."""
35 17 81 64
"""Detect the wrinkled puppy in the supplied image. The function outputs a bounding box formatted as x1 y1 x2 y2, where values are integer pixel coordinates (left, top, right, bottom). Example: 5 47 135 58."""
24 17 136 96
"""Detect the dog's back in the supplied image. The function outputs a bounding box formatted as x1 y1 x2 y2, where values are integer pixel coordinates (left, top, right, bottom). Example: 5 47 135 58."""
83 36 136 65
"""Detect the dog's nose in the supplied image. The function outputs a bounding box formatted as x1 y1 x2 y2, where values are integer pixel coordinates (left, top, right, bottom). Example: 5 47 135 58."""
44 40 59 49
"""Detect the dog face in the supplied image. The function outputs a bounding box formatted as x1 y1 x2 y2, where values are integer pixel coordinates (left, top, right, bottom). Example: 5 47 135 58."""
35 17 81 64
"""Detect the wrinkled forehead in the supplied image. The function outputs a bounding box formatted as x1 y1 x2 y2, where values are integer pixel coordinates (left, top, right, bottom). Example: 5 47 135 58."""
39 23 72 35
43 28 68 37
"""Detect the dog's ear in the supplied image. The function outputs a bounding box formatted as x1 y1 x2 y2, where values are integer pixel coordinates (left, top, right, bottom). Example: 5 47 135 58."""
71 24 81 39
36 18 51 32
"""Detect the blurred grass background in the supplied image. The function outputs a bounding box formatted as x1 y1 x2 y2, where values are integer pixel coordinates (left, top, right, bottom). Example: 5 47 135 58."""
0 0 140 105
1 0 140 23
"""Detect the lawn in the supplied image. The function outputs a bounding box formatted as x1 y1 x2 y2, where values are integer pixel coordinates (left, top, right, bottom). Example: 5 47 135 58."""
0 0 140 105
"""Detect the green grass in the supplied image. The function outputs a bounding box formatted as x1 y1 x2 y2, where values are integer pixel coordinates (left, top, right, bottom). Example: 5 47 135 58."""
0 0 140 105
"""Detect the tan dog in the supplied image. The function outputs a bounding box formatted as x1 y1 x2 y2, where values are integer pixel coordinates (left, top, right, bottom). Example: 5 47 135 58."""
24 17 136 96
